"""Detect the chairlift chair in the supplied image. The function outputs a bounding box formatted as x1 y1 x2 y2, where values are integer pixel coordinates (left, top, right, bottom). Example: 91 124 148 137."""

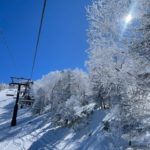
19 87 34 106
6 93 14 97
6 90 16 97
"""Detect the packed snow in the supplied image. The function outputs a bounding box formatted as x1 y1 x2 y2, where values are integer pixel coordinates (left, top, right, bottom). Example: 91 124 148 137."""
0 88 124 150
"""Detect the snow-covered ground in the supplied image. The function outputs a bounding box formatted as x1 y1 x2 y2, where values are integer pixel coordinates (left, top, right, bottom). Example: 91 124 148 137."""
0 89 150 150
0 89 34 149
0 89 120 150
0 89 115 150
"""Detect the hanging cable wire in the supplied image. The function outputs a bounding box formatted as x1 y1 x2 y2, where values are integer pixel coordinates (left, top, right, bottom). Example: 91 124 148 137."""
0 30 18 72
30 0 47 79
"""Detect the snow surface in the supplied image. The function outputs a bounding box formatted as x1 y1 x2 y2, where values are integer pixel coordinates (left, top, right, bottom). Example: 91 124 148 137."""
0 89 149 150
0 89 108 150
0 89 124 150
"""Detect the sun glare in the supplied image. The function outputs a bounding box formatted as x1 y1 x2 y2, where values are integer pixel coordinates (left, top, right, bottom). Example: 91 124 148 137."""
125 14 132 24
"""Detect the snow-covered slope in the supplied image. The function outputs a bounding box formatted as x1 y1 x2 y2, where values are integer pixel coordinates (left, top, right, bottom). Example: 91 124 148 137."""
0 89 125 150
1 89 150 150
0 89 33 149
0 89 123 150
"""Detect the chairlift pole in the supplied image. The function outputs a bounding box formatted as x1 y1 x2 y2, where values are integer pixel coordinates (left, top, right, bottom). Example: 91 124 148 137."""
11 84 21 126
9 77 33 126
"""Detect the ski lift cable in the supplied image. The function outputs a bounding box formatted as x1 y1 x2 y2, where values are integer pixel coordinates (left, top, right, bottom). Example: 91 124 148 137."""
30 0 47 79
0 30 19 72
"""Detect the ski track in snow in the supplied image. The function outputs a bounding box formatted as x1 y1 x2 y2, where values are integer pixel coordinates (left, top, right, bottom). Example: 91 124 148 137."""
0 89 33 150
0 89 57 150
0 89 123 150
1 89 150 150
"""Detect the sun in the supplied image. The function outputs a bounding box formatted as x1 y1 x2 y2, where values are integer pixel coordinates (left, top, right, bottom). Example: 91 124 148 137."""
125 14 133 24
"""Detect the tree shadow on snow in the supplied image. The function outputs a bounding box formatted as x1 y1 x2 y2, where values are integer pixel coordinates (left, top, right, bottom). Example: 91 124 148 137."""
28 110 108 150
0 98 53 145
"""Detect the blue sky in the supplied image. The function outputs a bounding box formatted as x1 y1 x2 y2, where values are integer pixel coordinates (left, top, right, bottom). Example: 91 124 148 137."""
0 0 91 83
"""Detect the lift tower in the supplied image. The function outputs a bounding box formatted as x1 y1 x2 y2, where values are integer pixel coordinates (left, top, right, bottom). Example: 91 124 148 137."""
9 77 33 126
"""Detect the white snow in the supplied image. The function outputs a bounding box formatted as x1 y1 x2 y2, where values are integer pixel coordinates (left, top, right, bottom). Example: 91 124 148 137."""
0 89 114 150
0 88 150 150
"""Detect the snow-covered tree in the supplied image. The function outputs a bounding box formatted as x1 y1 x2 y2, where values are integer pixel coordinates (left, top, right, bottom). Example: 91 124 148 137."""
32 71 62 114
0 84 8 91
86 0 134 108
129 0 150 70
32 88 46 114
32 69 92 126
86 0 150 148
121 0 150 140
